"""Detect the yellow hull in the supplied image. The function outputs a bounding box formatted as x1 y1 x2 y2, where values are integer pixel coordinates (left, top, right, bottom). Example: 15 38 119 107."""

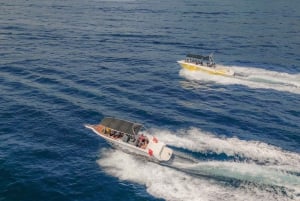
177 60 234 76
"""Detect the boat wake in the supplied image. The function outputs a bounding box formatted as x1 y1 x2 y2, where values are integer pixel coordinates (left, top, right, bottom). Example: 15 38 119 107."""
97 128 300 201
179 66 300 94
153 128 300 173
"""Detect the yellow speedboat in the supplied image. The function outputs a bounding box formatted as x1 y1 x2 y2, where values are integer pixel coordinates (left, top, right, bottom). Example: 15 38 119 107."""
177 54 234 76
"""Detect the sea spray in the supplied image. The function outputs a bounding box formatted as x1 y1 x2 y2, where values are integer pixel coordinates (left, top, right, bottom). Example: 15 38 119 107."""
179 66 300 94
98 149 297 201
150 127 300 173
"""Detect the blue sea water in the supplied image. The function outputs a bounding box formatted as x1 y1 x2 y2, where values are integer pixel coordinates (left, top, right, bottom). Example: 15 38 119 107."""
1 0 300 201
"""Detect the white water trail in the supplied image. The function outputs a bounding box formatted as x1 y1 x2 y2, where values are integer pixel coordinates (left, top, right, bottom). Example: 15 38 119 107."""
151 128 300 173
97 127 300 200
172 160 300 191
179 66 300 94
98 149 299 201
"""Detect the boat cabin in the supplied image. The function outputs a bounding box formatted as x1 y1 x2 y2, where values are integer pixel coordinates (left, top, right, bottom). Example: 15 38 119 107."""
185 54 216 67
96 117 149 149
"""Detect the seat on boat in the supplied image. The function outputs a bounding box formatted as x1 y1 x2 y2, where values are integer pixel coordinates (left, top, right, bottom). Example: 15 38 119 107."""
129 136 136 144
122 135 129 142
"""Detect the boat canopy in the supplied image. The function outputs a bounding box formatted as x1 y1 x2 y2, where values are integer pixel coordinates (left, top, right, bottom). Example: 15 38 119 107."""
186 54 210 60
100 117 143 136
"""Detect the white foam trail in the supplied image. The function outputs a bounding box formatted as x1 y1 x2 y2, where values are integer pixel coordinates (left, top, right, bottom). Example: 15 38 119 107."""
149 128 300 173
98 149 297 201
179 66 300 94
172 160 300 191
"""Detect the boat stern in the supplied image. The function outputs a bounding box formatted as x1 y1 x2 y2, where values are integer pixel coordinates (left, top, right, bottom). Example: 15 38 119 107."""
147 136 173 162
159 146 173 161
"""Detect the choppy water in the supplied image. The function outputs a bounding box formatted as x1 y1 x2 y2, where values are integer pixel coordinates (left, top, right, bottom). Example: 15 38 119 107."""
1 0 300 201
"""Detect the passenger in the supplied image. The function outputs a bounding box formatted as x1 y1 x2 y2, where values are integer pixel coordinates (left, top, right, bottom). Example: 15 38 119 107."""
137 140 142 147
139 134 145 141
136 135 141 147
105 128 110 135
113 131 119 139
110 130 115 137
141 138 148 149
118 132 123 139
135 139 140 146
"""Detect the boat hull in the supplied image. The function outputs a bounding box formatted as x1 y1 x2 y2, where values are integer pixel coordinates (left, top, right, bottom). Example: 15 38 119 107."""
177 60 234 76
109 140 157 162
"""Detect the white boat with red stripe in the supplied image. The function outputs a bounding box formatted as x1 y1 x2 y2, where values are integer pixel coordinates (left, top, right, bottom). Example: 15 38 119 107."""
84 117 173 162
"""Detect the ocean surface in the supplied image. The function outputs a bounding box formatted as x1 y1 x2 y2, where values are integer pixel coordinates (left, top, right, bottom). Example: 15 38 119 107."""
1 0 300 201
